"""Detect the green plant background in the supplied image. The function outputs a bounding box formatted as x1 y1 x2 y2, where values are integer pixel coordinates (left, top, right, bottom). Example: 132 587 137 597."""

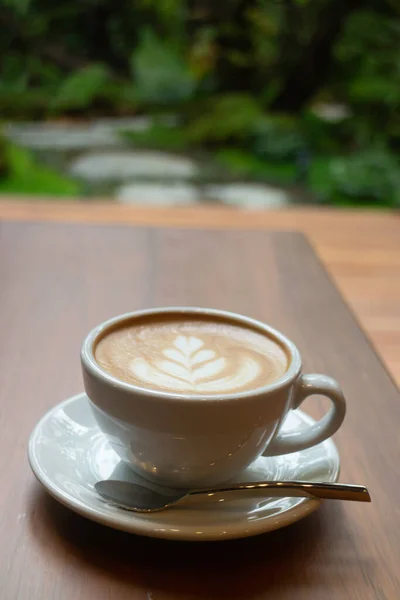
0 0 399 205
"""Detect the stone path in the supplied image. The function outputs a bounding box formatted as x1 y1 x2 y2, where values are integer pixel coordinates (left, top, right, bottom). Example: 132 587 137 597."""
4 117 291 208
70 151 198 181
204 183 289 209
4 117 167 150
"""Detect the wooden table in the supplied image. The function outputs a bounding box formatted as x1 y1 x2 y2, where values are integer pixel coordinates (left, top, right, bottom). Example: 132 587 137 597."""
1 200 400 384
1 202 400 599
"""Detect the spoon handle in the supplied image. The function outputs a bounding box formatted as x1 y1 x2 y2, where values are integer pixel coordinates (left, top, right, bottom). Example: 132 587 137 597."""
190 481 371 502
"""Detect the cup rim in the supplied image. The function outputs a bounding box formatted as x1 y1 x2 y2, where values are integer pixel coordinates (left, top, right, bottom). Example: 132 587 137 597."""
81 307 302 403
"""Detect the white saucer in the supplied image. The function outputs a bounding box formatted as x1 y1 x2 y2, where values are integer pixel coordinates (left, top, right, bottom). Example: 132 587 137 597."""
28 393 340 541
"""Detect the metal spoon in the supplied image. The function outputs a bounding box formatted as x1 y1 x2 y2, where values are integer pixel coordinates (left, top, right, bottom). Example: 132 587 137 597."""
95 479 371 513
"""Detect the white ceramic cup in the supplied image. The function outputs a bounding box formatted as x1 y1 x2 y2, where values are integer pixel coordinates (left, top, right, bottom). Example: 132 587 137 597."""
81 307 346 488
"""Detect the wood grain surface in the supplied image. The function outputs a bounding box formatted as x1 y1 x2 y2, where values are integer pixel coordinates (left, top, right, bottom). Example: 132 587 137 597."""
1 200 399 387
0 220 399 599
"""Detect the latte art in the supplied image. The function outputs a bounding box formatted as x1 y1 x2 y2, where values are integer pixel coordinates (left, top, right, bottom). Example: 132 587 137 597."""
95 316 288 396
130 334 262 393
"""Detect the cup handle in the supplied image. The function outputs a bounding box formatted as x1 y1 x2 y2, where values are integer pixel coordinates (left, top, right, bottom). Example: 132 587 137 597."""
264 374 346 456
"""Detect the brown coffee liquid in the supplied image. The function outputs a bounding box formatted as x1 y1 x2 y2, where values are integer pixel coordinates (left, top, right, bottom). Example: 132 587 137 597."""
95 315 289 396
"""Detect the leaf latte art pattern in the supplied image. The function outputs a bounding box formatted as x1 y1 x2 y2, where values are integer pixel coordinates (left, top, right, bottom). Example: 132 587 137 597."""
95 318 288 394
130 335 262 393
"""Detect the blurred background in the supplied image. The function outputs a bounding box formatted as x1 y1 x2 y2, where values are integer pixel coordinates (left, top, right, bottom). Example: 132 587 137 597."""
0 0 399 209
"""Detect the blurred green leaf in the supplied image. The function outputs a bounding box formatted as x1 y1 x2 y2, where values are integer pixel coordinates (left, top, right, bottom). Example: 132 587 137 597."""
216 148 297 184
0 53 29 92
309 149 400 207
2 0 31 15
331 150 400 205
138 0 185 38
349 75 400 106
51 64 110 112
103 82 138 112
121 123 189 151
332 8 400 151
188 27 217 81
187 94 263 144
0 144 81 196
132 29 196 105
252 114 305 160
0 88 52 118
301 111 349 154
308 156 335 201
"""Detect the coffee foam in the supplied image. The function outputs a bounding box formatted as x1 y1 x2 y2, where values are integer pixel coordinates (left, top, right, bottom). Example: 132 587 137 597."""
94 317 288 395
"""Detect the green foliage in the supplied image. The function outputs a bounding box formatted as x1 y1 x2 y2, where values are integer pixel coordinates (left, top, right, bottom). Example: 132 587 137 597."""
132 29 196 105
334 10 400 144
330 150 400 206
0 0 399 206
0 142 81 196
309 150 400 207
216 148 298 184
50 65 111 112
300 112 348 154
2 0 31 15
0 53 57 117
187 94 264 144
0 89 51 119
139 0 186 40
121 123 189 151
252 115 304 161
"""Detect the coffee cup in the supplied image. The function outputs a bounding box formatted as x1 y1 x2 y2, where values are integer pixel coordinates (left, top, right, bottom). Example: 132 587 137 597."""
81 307 346 488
